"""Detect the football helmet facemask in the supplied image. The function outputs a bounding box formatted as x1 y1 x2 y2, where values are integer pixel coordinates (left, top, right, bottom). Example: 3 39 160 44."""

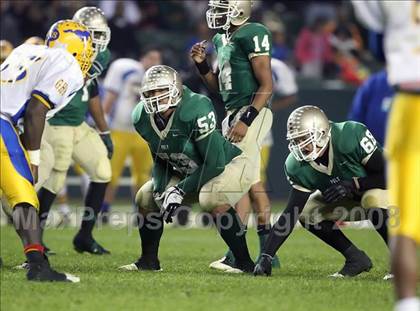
287 105 331 162
206 0 252 30
46 20 94 77
140 65 183 114
73 7 110 54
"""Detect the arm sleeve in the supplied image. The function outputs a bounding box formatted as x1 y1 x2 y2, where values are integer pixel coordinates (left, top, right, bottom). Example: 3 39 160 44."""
265 188 311 257
240 24 272 60
351 122 378 165
357 148 386 191
32 54 83 110
152 153 175 194
177 130 226 194
89 79 100 98
284 164 312 193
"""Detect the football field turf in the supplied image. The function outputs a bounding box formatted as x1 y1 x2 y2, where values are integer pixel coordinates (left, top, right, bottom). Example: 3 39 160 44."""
0 222 400 311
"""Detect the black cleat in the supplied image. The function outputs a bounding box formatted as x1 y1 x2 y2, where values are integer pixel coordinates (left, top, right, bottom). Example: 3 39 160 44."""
254 254 273 276
331 250 373 277
225 259 255 274
118 257 162 271
27 260 79 282
73 236 110 255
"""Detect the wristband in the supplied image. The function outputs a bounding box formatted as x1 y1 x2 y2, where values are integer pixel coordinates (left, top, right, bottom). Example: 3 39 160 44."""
27 150 40 166
195 61 211 75
239 106 259 127
98 130 110 135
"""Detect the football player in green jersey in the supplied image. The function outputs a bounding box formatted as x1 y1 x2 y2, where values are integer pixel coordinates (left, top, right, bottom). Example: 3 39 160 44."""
254 106 391 278
119 65 257 273
191 0 279 270
36 7 113 256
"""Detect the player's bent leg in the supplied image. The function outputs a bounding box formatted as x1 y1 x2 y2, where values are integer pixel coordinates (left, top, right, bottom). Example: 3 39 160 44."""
119 180 163 271
299 192 373 277
199 158 255 273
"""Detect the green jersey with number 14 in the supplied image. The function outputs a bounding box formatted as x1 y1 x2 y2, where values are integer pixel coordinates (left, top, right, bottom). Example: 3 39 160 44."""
132 86 242 194
213 22 272 110
285 121 381 193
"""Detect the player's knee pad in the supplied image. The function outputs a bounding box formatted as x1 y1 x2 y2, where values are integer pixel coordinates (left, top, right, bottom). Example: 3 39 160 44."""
43 170 67 194
134 180 157 212
91 157 112 183
199 190 226 212
361 189 389 209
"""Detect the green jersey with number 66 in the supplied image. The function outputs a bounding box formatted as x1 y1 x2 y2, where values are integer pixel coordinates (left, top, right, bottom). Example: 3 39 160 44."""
213 22 272 110
132 86 242 194
48 49 111 126
285 121 381 193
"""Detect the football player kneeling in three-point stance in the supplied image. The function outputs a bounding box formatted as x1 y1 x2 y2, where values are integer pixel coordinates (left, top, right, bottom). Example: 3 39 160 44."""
254 106 390 278
119 65 258 273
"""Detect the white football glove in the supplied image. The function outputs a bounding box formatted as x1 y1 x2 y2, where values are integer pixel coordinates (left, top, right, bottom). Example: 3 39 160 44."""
158 186 185 223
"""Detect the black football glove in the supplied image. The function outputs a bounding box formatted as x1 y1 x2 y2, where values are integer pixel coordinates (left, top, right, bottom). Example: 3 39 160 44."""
158 186 185 224
253 253 273 277
99 131 114 159
323 180 357 203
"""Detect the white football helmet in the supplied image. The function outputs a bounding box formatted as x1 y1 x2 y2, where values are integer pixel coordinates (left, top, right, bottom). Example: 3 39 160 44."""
206 0 253 30
140 65 183 114
73 7 110 53
287 105 331 162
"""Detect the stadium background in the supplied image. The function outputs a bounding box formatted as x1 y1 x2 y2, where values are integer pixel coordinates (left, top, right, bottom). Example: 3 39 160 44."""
0 0 382 200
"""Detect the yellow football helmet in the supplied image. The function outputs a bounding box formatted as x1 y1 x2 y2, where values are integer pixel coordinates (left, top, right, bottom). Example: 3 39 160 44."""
45 20 94 77
0 40 13 64
24 36 45 45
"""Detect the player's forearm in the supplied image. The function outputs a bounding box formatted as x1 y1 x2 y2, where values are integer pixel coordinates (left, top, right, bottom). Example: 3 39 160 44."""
103 91 118 115
251 84 273 112
22 98 49 152
264 189 310 257
178 134 226 193
201 71 219 94
89 95 109 132
356 149 386 191
152 158 173 194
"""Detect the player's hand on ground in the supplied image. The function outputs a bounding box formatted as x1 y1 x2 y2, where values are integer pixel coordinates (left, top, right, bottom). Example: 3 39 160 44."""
99 131 114 159
323 180 356 203
190 40 207 64
159 186 185 223
228 120 248 143
30 164 38 184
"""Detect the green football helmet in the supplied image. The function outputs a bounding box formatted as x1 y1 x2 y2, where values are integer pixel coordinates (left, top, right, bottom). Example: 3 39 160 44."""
73 7 110 53
287 105 331 162
206 0 253 30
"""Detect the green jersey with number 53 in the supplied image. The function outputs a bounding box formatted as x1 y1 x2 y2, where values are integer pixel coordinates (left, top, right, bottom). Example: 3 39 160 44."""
48 49 111 126
132 86 242 194
213 22 272 110
285 121 381 193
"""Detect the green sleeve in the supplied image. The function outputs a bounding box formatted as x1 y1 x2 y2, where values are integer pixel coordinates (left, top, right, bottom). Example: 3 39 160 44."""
239 23 272 59
152 153 174 194
284 157 312 193
346 122 379 165
177 130 226 193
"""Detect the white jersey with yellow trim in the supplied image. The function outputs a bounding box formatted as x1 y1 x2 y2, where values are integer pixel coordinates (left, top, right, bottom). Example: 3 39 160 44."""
0 44 84 125
352 0 420 86
103 58 145 132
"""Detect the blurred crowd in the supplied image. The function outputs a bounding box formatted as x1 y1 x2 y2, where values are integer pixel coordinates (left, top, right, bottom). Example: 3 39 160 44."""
1 0 378 86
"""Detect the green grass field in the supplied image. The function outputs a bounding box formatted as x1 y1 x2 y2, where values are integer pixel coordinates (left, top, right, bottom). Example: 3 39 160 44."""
0 222 399 311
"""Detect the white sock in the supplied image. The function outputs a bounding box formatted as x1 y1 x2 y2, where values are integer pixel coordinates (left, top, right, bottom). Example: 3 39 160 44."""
395 297 420 311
